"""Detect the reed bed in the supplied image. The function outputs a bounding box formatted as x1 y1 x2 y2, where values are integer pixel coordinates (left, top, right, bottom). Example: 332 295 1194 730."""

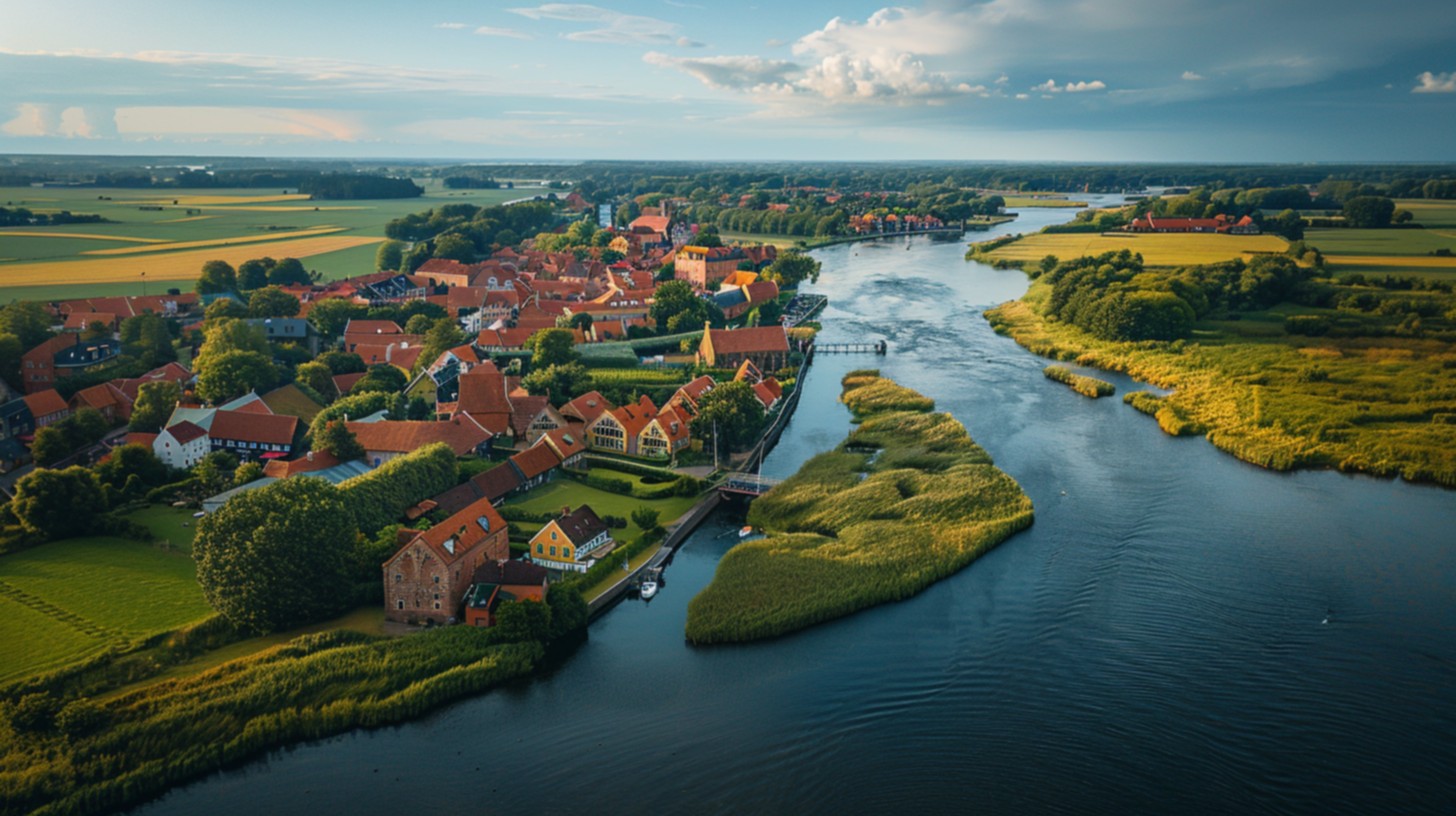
1043 365 1115 398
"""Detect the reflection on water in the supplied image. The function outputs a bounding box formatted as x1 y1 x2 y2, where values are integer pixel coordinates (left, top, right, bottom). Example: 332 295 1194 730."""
134 205 1456 815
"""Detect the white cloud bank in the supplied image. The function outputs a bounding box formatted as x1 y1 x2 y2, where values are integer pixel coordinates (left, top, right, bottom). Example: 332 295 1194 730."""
1412 71 1455 93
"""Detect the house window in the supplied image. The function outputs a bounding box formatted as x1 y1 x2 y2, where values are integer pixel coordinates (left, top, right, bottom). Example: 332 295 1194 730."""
433 575 440 584
394 573 402 582
536 543 543 554
434 602 441 610
550 546 557 557
397 599 404 610
550 531 557 540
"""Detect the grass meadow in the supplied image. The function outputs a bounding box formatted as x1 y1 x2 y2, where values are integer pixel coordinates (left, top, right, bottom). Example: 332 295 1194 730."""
983 231 1289 266
685 373 1034 644
0 506 210 685
0 183 534 300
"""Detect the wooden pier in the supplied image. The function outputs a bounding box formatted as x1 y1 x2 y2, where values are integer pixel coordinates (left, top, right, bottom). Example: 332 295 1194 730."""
813 340 887 355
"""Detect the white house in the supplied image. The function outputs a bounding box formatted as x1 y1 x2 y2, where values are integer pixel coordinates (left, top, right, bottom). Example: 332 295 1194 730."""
153 420 209 469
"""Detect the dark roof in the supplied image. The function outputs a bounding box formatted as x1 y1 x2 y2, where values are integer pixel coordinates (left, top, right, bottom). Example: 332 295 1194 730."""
472 559 550 587
472 462 524 502
165 420 209 444
551 505 609 548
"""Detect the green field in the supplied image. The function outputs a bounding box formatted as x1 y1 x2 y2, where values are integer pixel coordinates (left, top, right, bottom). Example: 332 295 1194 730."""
501 477 698 541
1398 198 1456 228
0 506 210 684
0 182 539 301
982 231 1289 267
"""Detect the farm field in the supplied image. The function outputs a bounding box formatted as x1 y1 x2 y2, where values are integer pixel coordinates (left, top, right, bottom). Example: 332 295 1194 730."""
982 231 1288 267
501 478 698 542
1305 227 1456 257
1002 195 1087 208
1397 198 1456 228
0 506 211 685
0 183 539 300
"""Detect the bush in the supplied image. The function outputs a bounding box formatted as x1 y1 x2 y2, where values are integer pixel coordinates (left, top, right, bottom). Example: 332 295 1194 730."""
337 443 458 534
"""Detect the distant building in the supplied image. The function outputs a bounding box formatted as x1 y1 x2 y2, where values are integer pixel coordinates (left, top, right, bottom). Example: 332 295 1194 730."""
384 495 509 624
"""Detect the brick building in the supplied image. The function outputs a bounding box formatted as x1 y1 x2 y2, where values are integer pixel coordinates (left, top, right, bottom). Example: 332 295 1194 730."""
384 495 510 624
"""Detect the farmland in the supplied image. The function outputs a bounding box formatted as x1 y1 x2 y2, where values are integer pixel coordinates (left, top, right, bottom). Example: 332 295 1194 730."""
981 231 1289 267
0 182 540 301
0 506 210 685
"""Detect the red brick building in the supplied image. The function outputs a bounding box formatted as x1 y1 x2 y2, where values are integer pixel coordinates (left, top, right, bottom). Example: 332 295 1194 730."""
697 325 791 372
383 495 510 625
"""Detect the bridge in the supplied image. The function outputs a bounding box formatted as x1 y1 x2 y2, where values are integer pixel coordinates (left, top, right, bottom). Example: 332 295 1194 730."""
719 472 782 497
814 339 887 355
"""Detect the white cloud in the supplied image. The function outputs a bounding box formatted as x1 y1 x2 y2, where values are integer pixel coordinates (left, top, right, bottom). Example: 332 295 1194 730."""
2 103 52 136
1412 71 1456 93
1014 93 1029 100
1182 70 1204 81
1030 78 1106 93
643 52 796 94
508 4 683 44
114 106 363 141
58 106 106 138
676 36 706 48
435 22 467 30
475 26 533 40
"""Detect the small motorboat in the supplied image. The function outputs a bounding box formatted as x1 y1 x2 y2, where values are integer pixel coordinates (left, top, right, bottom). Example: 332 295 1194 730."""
639 580 659 599
738 525 755 539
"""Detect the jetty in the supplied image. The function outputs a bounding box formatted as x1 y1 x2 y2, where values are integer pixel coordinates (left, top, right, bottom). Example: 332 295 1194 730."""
813 339 887 355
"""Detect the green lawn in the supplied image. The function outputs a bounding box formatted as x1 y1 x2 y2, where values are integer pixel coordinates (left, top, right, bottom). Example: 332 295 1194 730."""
1306 227 1455 257
0 505 211 685
1398 198 1456 229
502 478 698 541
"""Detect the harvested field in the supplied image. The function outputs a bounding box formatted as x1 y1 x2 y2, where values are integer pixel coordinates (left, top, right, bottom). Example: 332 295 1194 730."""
0 235 383 286
0 230 165 243
984 232 1289 267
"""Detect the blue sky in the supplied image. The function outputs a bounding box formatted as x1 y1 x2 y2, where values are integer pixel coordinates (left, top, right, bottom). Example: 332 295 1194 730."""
2 0 1454 161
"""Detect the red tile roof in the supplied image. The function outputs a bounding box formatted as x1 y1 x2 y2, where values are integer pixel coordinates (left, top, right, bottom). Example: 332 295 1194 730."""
113 362 192 401
209 410 298 446
509 443 560 481
706 326 789 355
347 416 491 456
410 495 507 564
22 389 70 419
164 420 208 444
332 372 366 396
343 319 403 337
262 449 342 479
537 428 586 463
561 390 612 424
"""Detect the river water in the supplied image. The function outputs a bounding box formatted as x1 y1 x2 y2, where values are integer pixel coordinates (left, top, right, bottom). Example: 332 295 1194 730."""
134 202 1456 815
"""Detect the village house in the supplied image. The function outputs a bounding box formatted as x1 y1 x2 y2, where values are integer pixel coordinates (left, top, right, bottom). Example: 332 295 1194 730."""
383 495 509 625
462 559 551 628
152 420 209 469
528 505 613 573
207 410 299 462
1124 213 1260 234
697 324 791 372
21 389 71 429
347 415 493 467
675 245 777 289
20 335 122 394
244 317 322 356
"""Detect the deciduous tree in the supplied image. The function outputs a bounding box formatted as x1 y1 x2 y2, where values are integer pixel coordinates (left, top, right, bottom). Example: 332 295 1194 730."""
11 466 106 539
196 350 277 404
195 259 237 295
247 286 301 318
526 327 578 368
129 380 182 433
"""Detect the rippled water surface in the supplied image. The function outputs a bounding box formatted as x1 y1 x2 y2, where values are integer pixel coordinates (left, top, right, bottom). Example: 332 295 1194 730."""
135 203 1456 815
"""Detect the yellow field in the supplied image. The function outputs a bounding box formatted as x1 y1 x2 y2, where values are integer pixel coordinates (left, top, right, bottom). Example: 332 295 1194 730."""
0 230 166 243
116 194 312 206
157 215 218 224
983 232 1289 266
81 226 344 256
0 235 383 287
190 205 370 212
1001 196 1088 208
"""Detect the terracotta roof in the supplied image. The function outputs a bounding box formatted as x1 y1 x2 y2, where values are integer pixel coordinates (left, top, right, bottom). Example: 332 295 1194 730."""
113 362 193 401
209 410 298 446
457 368 513 430
754 379 783 408
343 319 403 336
332 372 366 396
561 390 611 424
546 505 610 548
675 375 716 406
230 398 274 415
471 462 524 503
164 419 209 445
629 215 670 234
608 395 659 440
509 443 560 481
64 311 116 330
262 449 341 479
124 432 159 448
22 389 69 418
353 342 423 371
347 416 491 456
538 428 586 462
410 495 507 564
72 383 126 412
706 326 789 355
508 395 554 439
431 481 487 517
744 280 780 304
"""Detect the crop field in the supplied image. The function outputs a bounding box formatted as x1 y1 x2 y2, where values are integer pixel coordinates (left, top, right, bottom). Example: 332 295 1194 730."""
1002 196 1088 208
0 234 383 290
983 231 1289 266
1397 198 1456 228
1305 227 1455 256
0 508 211 685
0 183 540 300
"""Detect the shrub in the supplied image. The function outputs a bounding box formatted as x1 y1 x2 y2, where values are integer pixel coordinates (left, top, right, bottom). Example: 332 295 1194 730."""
337 443 457 535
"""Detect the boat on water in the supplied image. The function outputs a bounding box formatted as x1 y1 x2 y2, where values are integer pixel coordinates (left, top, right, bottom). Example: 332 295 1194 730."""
739 526 755 539
639 580 658 599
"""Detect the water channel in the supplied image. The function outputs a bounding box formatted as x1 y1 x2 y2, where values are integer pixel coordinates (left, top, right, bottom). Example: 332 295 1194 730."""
134 201 1456 815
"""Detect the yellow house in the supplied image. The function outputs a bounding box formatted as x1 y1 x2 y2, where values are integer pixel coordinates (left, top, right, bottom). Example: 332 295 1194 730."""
529 505 614 573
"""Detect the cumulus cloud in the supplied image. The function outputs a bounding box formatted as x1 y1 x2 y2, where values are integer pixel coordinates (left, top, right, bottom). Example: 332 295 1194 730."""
508 4 683 44
475 26 533 40
114 106 362 141
1182 70 1204 81
1031 78 1107 93
1412 71 1456 93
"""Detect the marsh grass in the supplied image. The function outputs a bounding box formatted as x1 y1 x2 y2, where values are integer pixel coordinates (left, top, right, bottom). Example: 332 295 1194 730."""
1044 365 1115 398
686 375 1033 644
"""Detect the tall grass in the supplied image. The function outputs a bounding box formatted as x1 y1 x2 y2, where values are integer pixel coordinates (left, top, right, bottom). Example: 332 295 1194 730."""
988 283 1456 486
686 375 1033 644
1043 365 1115 398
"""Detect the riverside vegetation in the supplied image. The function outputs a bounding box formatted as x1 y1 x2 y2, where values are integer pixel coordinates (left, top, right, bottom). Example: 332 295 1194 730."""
1043 365 1115 398
685 372 1034 644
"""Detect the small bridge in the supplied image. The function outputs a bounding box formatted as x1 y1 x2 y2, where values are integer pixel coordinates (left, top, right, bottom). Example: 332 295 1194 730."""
720 472 782 497
814 340 887 355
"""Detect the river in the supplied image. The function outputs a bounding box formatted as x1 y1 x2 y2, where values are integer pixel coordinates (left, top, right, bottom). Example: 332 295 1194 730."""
133 201 1456 815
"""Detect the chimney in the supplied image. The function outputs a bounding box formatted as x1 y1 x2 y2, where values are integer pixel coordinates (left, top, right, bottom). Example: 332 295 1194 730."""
561 506 570 518
306 451 314 462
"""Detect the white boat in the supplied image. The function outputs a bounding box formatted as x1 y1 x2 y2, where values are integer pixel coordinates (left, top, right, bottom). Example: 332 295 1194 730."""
738 526 755 539
639 580 659 599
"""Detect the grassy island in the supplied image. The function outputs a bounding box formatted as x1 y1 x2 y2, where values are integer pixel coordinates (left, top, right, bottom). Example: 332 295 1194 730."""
685 372 1034 644
1043 365 1116 398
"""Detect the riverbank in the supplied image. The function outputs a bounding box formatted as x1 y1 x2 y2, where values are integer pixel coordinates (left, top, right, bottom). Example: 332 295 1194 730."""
986 283 1456 486
684 371 1034 644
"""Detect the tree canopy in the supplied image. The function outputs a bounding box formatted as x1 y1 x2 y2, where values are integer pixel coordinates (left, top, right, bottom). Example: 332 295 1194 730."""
11 466 107 539
193 477 359 633
690 380 766 453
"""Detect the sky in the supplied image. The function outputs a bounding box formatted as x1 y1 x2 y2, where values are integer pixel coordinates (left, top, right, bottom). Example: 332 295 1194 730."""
2 0 1455 162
